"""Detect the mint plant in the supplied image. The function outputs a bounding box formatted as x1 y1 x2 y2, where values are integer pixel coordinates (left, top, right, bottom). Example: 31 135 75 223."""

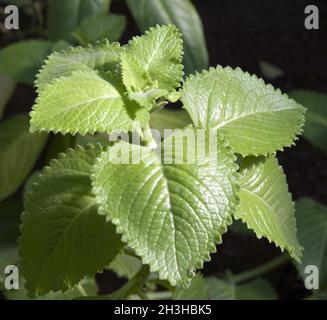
16 24 307 299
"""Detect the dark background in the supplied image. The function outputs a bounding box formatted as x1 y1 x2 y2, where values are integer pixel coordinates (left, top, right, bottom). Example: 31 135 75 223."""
1 0 327 299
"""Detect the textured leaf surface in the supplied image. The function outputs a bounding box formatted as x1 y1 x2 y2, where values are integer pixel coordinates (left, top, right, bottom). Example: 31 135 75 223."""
173 275 208 300
31 70 150 135
126 0 208 75
125 25 184 92
181 66 305 156
295 198 327 289
35 41 121 91
235 156 302 261
92 130 239 287
120 52 167 110
20 145 123 297
47 0 111 41
0 40 52 85
73 14 126 45
288 90 327 153
206 277 277 300
0 114 47 201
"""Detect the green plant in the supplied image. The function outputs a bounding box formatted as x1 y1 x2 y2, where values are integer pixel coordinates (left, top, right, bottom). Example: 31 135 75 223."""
0 0 208 203
0 0 126 85
12 24 307 299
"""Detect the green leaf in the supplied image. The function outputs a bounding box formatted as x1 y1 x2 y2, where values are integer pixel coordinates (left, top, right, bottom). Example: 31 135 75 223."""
0 75 16 118
47 0 111 41
126 0 208 75
35 40 122 92
5 277 98 300
235 156 302 261
50 40 70 53
124 25 184 93
173 275 208 300
120 52 167 110
73 14 126 45
295 198 327 290
31 69 150 135
0 114 47 202
44 134 76 164
229 219 254 236
20 144 123 297
0 40 53 85
206 277 277 300
109 253 142 280
75 133 111 147
92 130 239 287
23 170 41 204
150 108 191 135
288 91 327 153
181 66 305 156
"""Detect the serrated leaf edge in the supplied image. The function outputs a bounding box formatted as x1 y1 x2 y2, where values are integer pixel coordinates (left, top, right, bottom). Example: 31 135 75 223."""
181 65 306 157
91 137 240 288
18 143 107 298
234 156 303 262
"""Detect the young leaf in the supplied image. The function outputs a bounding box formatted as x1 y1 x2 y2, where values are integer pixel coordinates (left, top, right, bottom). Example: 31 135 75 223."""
126 0 208 75
47 0 111 41
181 66 305 156
92 130 239 287
0 75 16 118
35 41 122 92
120 52 167 110
288 90 327 153
235 156 302 261
73 14 126 45
0 40 53 85
0 114 47 202
295 198 327 290
31 70 150 135
173 275 208 300
20 144 123 297
206 277 277 300
124 25 184 93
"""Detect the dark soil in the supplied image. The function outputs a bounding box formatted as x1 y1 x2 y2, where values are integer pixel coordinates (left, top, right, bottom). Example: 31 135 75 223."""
1 0 327 300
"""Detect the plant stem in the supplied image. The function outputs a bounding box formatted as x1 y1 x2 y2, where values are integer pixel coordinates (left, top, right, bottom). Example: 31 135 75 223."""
140 123 158 149
76 283 87 297
108 265 150 300
233 253 291 284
